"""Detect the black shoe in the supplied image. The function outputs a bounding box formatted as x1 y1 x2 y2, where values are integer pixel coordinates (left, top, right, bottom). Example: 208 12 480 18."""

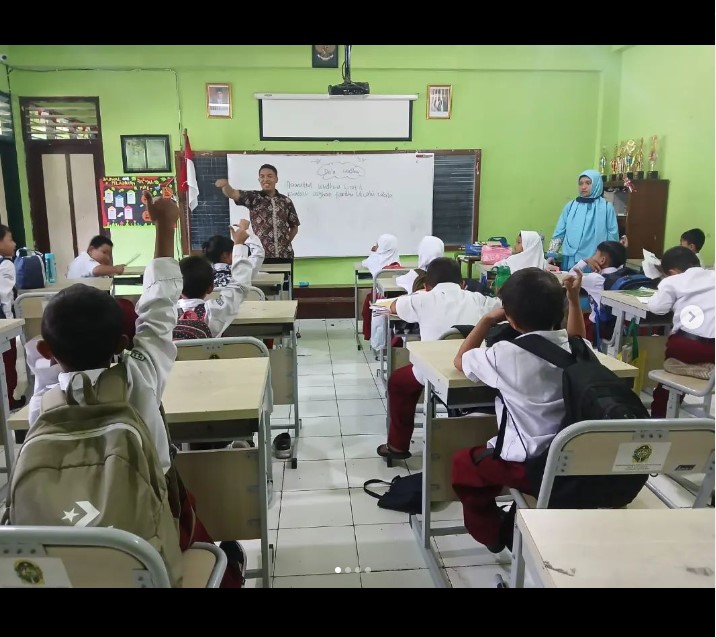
9 396 26 411
272 432 292 459
219 541 247 579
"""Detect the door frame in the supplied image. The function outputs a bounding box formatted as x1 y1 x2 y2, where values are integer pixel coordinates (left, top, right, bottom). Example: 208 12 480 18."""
20 96 105 254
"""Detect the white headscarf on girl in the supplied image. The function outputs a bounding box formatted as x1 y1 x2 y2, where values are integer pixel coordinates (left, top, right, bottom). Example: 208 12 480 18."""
395 236 445 292
496 231 546 272
362 233 401 277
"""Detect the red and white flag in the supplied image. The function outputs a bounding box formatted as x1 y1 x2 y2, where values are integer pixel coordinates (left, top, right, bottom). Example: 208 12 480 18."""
180 130 199 211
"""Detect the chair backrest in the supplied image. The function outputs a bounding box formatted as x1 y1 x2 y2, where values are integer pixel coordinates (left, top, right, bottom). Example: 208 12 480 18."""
438 328 466 341
373 267 410 298
174 336 269 361
0 525 172 588
14 292 58 341
245 285 266 302
536 418 715 509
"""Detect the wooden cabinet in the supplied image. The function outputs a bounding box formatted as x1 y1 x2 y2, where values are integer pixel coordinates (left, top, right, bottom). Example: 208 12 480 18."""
604 179 669 259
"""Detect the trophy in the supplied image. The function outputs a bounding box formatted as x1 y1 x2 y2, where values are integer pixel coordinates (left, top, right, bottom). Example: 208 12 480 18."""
648 135 659 179
625 139 636 179
617 141 626 180
599 147 608 182
610 144 618 181
635 137 645 179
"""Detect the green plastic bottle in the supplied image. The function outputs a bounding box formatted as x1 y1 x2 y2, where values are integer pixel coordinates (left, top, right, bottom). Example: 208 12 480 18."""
493 265 511 292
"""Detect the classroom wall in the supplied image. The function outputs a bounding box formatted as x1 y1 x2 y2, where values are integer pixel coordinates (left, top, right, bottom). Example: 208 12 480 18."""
616 45 715 265
0 59 8 93
5 45 708 283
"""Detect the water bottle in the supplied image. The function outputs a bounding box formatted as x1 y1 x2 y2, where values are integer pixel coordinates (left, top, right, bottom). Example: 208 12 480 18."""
44 253 57 284
493 265 511 292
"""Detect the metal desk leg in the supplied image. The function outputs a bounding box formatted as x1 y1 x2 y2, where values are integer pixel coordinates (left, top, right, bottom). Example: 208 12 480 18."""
355 269 362 350
606 308 627 357
509 522 526 588
258 408 271 587
289 326 300 470
0 337 16 486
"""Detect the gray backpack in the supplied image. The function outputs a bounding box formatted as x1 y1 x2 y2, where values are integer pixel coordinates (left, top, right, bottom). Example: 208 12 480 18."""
5 363 183 587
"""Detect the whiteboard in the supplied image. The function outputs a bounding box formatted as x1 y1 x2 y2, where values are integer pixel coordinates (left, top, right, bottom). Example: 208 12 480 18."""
227 153 435 257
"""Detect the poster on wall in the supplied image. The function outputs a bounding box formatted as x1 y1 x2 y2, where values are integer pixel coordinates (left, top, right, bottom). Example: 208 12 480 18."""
99 176 176 227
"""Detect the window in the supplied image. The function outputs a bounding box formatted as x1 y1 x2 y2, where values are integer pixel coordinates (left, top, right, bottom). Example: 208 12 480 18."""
0 92 12 141
22 99 100 141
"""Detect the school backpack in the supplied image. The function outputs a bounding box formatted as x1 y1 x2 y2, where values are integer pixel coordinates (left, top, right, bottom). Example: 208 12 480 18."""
14 248 45 290
5 363 184 587
173 303 212 341
363 473 422 515
493 334 650 509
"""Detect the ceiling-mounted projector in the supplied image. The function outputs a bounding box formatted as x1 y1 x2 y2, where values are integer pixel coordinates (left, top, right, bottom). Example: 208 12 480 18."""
328 45 370 96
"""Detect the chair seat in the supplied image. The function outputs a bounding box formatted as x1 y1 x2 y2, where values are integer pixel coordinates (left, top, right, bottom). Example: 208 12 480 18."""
181 546 219 588
648 369 712 396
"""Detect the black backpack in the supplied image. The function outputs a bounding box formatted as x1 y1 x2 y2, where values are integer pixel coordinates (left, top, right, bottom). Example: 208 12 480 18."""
493 334 650 508
363 473 422 515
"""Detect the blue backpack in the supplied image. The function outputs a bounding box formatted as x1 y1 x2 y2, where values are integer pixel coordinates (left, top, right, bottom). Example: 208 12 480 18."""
14 248 45 290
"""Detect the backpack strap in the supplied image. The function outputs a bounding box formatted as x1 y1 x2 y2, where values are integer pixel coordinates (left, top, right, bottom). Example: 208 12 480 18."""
363 479 392 500
40 386 70 413
511 334 576 369
93 363 129 404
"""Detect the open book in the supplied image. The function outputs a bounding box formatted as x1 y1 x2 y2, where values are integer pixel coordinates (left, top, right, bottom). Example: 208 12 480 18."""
641 249 662 279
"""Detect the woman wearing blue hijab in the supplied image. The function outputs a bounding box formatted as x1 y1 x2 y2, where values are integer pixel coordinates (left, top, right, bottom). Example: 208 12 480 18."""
548 169 619 270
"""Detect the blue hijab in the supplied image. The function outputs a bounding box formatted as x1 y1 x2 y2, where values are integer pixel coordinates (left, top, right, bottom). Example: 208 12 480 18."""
552 169 618 269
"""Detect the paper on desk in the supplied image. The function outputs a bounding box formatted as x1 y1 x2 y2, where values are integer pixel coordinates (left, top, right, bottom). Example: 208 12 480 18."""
370 298 394 315
642 249 662 279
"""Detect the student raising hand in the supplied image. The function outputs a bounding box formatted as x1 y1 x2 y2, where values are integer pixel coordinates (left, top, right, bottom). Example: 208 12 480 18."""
562 269 583 301
142 190 179 225
562 270 586 338
229 224 249 245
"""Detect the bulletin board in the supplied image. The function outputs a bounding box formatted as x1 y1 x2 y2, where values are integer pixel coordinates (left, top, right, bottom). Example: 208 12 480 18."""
99 176 176 227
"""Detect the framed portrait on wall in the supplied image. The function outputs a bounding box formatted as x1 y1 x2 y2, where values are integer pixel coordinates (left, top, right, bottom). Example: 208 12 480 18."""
120 135 171 173
206 83 232 118
312 45 338 68
427 85 452 120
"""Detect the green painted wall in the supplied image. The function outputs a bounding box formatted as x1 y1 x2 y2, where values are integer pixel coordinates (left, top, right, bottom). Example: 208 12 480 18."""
617 45 714 265
6 45 709 282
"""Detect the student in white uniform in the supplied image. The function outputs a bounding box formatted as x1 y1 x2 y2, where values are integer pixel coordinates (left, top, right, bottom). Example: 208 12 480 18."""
647 246 715 417
361 233 402 345
0 223 23 410
680 228 705 266
66 235 126 278
174 224 253 340
569 240 626 342
451 267 585 552
203 219 266 286
395 235 444 293
376 258 502 460
494 230 546 273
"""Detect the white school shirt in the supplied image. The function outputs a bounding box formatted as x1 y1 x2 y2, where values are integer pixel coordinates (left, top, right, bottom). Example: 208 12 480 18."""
395 282 503 384
461 329 585 463
66 252 103 279
647 267 715 339
178 244 252 337
26 257 184 473
570 260 618 323
213 233 265 284
0 257 16 318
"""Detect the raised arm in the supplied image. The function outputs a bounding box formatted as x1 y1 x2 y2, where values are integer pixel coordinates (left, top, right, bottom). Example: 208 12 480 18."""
215 178 241 201
454 307 506 372
562 270 586 338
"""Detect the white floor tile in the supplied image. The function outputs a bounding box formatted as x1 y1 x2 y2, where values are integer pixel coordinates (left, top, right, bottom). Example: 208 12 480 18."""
300 416 341 437
335 383 383 400
273 573 362 588
279 489 353 528
338 398 386 417
298 374 335 388
345 457 409 488
298 385 337 402
298 400 338 418
446 564 512 588
282 459 348 491
274 526 358 576
298 364 335 376
268 492 281 530
241 531 278 576
361 568 435 588
333 363 375 378
433 524 511 568
349 486 411 526
271 460 285 492
342 434 385 460
334 374 379 387
272 404 292 419
355 523 427 571
297 435 345 461
341 414 388 435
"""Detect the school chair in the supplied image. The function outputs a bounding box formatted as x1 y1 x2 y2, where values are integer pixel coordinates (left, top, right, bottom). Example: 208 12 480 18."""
0 525 226 588
507 418 715 588
245 285 266 302
647 369 714 419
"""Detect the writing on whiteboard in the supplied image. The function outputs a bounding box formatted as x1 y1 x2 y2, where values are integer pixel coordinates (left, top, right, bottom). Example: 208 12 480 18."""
286 179 393 200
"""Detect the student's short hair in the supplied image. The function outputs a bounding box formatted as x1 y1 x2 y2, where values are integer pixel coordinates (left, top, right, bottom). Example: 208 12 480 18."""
681 228 705 251
596 241 626 268
88 235 113 250
41 285 124 371
202 235 233 264
179 255 214 298
425 257 462 287
661 246 700 273
0 224 11 241
259 164 278 177
499 268 564 332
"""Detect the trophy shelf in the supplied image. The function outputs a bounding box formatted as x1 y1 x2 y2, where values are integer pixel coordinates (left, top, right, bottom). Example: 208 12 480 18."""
603 178 669 259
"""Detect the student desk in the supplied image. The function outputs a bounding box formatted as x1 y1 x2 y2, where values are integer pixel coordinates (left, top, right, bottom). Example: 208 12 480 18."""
0 319 25 492
354 263 417 350
260 263 293 300
226 300 301 469
455 254 482 280
7 357 273 587
600 290 673 357
20 277 114 295
405 338 638 587
515 508 714 588
252 272 285 299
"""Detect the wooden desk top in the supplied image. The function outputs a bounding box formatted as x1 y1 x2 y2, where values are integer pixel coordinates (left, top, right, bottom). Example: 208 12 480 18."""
252 272 285 286
517 508 715 588
116 266 145 277
457 254 482 262
9 358 270 430
0 319 25 337
20 278 114 294
407 338 638 393
601 289 656 313
232 300 298 325
376 276 408 295
353 262 417 274
260 263 292 274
